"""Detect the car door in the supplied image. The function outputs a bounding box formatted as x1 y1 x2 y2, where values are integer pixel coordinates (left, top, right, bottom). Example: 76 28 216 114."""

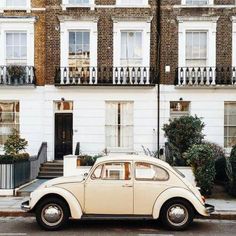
84 161 133 215
133 162 171 215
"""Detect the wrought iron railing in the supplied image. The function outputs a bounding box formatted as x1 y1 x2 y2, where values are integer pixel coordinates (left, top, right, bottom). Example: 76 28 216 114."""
55 66 156 86
175 67 236 86
0 65 35 86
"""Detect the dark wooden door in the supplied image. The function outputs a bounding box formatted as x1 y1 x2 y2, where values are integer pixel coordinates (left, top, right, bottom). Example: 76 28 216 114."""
55 113 73 160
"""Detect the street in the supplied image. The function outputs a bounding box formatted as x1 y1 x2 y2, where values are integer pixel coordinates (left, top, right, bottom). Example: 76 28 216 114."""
0 217 235 236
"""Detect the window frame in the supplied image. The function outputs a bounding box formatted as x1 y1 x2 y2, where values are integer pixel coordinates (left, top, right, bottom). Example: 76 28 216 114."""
177 16 218 68
181 0 213 5
232 17 236 67
0 18 35 66
134 162 169 182
105 101 134 152
0 0 31 12
91 162 132 181
60 20 97 69
113 18 152 68
61 0 95 10
0 101 20 146
185 30 208 67
116 0 149 7
224 102 236 148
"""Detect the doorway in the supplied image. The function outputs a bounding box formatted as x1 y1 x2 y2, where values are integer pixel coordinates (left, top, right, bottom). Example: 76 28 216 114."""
54 113 73 160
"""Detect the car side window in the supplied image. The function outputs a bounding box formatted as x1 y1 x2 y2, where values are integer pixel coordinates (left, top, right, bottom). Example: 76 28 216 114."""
91 162 131 180
135 162 169 181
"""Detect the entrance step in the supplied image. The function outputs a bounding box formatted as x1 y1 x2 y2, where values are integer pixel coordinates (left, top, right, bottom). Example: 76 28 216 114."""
37 161 63 179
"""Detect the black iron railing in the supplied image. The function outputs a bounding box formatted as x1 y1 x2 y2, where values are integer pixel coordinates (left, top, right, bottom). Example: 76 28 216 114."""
0 65 35 86
55 66 156 86
175 67 236 86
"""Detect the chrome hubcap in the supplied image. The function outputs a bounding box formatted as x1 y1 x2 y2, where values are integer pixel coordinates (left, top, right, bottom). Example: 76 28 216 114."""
167 204 188 226
41 204 63 226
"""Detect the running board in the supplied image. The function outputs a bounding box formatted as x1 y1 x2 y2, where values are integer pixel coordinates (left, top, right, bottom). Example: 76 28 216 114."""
81 214 153 220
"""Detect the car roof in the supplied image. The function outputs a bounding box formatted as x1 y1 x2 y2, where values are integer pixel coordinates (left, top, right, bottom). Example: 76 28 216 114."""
95 154 171 169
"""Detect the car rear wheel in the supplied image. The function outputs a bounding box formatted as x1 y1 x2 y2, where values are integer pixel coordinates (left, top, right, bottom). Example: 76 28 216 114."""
160 199 194 231
35 197 70 231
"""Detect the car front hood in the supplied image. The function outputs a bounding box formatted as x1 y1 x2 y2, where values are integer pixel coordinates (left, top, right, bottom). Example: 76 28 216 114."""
37 175 85 189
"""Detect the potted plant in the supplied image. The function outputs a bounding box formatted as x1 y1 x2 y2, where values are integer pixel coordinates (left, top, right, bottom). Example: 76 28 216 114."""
7 65 25 85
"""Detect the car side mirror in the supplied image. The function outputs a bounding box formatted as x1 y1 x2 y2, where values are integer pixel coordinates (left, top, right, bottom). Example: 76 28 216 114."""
83 172 88 179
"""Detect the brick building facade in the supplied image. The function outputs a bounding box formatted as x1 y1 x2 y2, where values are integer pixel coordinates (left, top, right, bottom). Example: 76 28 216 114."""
1 0 236 162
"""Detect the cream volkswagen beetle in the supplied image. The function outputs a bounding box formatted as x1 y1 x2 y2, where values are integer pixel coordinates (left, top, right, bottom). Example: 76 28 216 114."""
22 155 214 231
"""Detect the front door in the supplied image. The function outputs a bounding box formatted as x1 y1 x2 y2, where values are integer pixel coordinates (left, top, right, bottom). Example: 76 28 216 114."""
55 113 73 160
85 162 133 214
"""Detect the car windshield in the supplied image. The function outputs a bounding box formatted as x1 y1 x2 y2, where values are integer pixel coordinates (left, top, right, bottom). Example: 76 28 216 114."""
172 167 185 178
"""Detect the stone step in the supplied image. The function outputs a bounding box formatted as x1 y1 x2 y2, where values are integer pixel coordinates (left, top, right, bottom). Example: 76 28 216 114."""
40 166 63 171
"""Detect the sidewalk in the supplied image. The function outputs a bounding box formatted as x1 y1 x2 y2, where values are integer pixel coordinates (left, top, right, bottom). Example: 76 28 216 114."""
0 196 236 219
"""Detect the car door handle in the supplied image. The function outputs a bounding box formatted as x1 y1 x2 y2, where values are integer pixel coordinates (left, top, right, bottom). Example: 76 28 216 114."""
122 184 133 188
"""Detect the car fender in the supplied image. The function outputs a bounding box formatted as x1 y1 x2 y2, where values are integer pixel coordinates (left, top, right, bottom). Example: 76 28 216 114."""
30 186 83 219
152 187 207 219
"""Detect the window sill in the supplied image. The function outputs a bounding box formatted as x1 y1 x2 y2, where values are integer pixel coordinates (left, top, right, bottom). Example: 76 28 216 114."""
174 4 236 9
107 148 135 154
0 7 31 13
115 4 151 8
61 4 95 11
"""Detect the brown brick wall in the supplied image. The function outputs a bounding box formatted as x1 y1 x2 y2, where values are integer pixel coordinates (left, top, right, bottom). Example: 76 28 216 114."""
0 1 46 86
45 1 158 84
160 3 236 84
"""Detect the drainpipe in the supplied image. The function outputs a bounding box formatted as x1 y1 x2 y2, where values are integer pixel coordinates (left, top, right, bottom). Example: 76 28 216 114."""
156 0 161 158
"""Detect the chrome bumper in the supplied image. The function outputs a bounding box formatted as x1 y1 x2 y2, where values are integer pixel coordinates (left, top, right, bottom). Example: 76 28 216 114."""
205 203 215 214
21 200 31 211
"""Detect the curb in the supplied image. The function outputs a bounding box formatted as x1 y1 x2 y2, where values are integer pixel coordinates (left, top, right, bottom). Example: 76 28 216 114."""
0 211 33 217
0 211 236 220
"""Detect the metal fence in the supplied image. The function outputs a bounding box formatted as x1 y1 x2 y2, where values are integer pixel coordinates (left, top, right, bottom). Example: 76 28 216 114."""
0 161 30 189
0 142 47 191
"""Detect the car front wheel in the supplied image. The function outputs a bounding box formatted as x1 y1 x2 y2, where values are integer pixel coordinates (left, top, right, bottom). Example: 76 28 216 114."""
160 199 194 231
35 197 70 231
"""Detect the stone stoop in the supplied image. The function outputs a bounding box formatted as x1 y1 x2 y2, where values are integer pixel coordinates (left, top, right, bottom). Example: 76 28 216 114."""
37 160 63 179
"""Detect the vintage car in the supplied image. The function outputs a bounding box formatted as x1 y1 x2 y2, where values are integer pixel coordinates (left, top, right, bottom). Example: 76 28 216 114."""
22 155 214 231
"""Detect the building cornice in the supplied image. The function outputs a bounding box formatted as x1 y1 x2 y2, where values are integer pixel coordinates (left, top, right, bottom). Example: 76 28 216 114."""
58 15 99 23
112 16 153 23
0 16 37 23
177 16 219 23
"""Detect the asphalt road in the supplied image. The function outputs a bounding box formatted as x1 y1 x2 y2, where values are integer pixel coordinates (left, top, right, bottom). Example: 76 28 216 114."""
0 217 236 236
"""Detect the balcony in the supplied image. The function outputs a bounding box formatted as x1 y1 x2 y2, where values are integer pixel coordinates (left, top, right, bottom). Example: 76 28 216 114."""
0 66 35 86
55 67 156 87
175 67 236 87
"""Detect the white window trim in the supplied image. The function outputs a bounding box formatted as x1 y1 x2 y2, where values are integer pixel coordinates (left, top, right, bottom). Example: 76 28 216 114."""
61 0 95 10
113 17 152 67
0 0 31 13
60 19 98 68
0 18 35 66
232 17 236 67
116 0 149 7
181 0 214 6
177 16 218 68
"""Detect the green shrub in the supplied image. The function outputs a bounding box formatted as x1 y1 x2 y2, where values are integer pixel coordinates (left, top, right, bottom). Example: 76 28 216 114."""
78 154 102 166
0 153 29 164
204 141 228 182
163 115 205 165
226 145 236 196
165 142 182 166
185 143 216 195
4 129 28 155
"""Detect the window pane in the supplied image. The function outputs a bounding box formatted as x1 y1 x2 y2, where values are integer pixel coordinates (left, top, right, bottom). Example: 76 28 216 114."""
185 31 207 67
135 162 169 181
69 31 90 67
120 31 142 66
6 32 27 64
6 0 27 7
224 102 236 147
0 101 20 145
101 163 131 180
69 0 89 3
186 0 208 5
105 102 133 149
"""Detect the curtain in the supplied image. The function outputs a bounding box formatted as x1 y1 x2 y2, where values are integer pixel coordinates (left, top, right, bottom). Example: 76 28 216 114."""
106 103 118 148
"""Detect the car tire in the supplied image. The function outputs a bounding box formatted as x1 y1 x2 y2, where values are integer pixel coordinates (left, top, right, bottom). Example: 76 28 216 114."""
35 197 70 231
160 199 194 231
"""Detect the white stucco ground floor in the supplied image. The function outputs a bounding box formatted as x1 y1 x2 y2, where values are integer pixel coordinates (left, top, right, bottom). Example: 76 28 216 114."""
0 85 235 160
